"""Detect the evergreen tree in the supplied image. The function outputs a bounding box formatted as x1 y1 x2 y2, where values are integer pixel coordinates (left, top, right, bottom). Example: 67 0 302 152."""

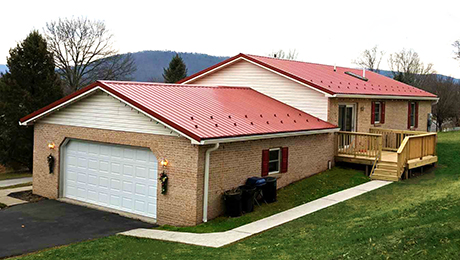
0 31 63 171
162 54 187 83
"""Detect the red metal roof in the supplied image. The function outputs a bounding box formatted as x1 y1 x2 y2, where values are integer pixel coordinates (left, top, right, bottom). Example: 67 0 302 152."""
20 81 337 142
178 53 437 98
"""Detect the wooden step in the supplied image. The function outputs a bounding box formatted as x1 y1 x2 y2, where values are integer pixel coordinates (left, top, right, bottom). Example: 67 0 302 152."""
376 164 398 170
371 174 399 181
373 168 398 176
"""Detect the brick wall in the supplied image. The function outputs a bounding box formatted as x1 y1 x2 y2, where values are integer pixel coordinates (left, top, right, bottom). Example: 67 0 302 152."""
328 98 433 132
198 133 335 221
33 123 201 226
33 123 335 226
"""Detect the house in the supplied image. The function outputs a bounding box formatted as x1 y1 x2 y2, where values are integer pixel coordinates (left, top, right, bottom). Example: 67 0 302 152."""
178 53 438 133
179 54 439 181
19 81 338 226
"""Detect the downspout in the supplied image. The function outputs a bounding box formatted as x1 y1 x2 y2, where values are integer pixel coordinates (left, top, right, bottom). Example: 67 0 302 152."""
203 143 220 223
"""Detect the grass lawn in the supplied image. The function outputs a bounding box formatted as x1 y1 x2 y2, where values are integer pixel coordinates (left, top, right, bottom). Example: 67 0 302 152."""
14 131 460 259
160 166 368 233
0 171 32 181
0 182 32 190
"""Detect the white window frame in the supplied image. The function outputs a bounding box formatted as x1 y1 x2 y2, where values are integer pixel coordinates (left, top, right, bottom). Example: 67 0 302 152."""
374 102 381 124
410 102 416 128
268 148 281 174
338 103 357 132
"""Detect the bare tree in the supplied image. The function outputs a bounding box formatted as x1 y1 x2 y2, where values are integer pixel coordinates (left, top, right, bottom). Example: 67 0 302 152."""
423 76 460 131
453 40 460 61
353 45 384 72
45 17 136 92
388 49 435 88
269 49 298 60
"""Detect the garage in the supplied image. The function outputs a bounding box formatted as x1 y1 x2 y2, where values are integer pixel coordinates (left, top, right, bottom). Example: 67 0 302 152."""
62 139 157 219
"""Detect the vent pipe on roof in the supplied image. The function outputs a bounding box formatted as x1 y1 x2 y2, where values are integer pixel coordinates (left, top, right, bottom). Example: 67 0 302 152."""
363 68 366 78
334 64 337 72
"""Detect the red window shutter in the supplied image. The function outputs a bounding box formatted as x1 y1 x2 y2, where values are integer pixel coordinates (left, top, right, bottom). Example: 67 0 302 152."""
281 147 289 173
371 101 375 124
415 102 419 128
262 149 269 176
407 102 412 129
380 102 385 124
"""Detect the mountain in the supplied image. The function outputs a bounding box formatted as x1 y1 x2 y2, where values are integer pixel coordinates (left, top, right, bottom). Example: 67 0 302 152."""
129 51 229 82
0 64 7 74
1 52 458 84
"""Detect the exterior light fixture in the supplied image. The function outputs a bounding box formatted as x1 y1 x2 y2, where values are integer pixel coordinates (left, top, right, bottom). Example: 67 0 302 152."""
48 142 56 149
160 159 169 167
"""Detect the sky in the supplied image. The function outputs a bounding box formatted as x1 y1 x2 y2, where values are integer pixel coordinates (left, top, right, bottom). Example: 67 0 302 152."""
2 0 460 77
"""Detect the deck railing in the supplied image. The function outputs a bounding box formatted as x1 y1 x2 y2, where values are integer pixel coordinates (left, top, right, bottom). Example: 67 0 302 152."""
336 131 382 159
396 133 437 178
369 128 427 151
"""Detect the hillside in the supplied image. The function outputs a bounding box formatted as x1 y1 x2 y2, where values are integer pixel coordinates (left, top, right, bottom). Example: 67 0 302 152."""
1 52 458 84
130 51 229 82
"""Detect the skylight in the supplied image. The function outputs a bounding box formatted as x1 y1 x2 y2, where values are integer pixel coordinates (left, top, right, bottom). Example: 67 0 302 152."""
345 71 368 81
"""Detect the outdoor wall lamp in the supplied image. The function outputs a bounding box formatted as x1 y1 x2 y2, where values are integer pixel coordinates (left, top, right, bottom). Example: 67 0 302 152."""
48 142 56 149
160 159 169 167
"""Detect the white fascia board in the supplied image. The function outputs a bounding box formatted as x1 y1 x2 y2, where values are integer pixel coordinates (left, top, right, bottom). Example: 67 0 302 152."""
181 56 332 98
197 128 340 145
332 94 439 101
19 86 199 144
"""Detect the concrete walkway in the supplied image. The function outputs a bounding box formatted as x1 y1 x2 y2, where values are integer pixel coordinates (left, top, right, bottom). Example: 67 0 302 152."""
119 180 392 248
0 186 32 206
0 177 33 188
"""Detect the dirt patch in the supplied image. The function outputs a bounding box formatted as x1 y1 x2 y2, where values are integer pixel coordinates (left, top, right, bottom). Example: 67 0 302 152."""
8 190 46 203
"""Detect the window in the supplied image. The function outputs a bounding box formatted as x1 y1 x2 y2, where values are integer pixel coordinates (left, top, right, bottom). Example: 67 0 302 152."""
374 102 381 123
410 102 416 128
262 147 288 176
268 148 281 174
371 101 385 125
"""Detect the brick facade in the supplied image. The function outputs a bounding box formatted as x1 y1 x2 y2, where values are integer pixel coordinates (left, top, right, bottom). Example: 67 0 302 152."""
33 123 335 226
198 133 335 221
33 123 201 226
328 98 432 132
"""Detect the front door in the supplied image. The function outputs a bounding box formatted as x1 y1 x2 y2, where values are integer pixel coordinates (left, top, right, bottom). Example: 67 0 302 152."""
338 104 356 132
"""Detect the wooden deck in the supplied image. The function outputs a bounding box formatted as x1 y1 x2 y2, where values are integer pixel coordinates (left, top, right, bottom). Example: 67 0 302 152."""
335 129 438 181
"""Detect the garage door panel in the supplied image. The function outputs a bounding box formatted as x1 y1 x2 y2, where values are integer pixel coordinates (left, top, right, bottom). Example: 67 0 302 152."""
64 140 157 219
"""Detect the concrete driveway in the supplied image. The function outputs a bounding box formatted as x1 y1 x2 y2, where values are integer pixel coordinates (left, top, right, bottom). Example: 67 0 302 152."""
0 200 154 259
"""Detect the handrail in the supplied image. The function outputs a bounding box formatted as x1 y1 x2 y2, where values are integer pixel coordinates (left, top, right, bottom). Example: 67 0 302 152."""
396 132 437 178
336 131 382 159
369 153 380 178
338 131 382 137
370 128 428 151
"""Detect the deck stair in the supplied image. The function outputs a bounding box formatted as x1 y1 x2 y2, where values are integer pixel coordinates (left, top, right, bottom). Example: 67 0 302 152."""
371 161 400 181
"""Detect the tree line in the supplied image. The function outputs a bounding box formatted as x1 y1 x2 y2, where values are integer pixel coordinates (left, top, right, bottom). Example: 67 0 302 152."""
354 46 460 131
0 17 187 171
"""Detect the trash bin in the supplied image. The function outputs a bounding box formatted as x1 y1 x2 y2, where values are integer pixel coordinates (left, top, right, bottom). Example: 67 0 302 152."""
223 188 242 217
263 177 277 203
239 185 256 213
246 177 266 203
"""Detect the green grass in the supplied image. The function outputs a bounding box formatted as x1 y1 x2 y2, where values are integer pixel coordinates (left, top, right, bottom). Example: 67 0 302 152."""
0 202 6 209
0 182 32 190
0 171 32 181
159 166 368 233
14 131 460 259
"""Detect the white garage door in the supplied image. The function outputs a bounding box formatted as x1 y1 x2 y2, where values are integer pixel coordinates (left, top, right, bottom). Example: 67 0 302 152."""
63 139 157 219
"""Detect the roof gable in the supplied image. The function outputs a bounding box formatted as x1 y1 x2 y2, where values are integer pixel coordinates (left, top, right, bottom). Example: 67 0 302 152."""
20 81 338 143
39 90 179 137
179 53 437 99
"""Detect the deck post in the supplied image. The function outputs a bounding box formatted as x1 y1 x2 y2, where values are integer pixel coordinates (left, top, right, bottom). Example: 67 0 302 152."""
365 165 369 176
405 168 409 179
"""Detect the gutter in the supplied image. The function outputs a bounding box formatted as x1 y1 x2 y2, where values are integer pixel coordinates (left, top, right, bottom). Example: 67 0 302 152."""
196 128 340 145
332 94 439 101
203 143 220 222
